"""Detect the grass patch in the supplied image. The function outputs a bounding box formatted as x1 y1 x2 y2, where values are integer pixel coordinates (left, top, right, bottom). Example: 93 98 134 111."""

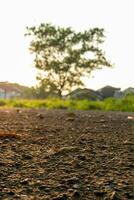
0 95 134 111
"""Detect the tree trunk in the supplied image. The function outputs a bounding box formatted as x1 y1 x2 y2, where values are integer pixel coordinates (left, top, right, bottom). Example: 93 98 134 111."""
58 90 62 99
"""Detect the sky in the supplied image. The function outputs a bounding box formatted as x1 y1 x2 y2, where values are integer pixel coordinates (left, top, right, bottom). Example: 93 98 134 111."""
0 0 134 90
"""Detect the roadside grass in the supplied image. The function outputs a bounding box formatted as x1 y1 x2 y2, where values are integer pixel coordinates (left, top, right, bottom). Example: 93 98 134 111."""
0 95 134 111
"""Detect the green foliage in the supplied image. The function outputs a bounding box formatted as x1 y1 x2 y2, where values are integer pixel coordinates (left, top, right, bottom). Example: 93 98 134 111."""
102 96 134 111
0 99 6 106
1 95 134 111
26 23 112 97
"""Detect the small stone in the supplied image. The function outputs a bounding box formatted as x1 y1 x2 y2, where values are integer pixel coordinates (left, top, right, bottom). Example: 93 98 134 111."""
125 192 134 199
53 193 68 200
73 184 80 189
20 178 29 185
66 112 75 117
38 185 50 192
127 116 134 120
72 191 81 199
66 177 79 185
16 109 22 114
77 155 86 160
94 190 106 197
68 188 74 193
110 191 121 200
100 119 106 123
37 113 44 119
66 117 74 121
7 191 15 196
22 154 33 160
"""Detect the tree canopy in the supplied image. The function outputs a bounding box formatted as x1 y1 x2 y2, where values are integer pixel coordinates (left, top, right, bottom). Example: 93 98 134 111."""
26 23 112 97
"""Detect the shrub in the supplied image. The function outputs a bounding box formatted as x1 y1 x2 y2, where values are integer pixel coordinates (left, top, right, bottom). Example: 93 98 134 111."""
0 96 134 111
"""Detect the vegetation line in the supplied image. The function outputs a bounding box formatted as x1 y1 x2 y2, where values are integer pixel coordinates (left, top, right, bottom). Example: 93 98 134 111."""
0 95 134 112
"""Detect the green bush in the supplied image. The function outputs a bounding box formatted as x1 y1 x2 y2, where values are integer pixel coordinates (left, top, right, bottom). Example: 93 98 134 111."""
0 96 134 111
0 99 6 106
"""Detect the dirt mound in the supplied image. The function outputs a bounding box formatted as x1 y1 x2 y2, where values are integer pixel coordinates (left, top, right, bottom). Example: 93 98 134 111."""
0 109 134 199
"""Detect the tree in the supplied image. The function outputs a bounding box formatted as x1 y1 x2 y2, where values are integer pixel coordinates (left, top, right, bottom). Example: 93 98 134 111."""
26 23 112 98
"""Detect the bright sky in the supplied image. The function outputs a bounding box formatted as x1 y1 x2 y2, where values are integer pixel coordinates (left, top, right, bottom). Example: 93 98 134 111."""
0 0 134 90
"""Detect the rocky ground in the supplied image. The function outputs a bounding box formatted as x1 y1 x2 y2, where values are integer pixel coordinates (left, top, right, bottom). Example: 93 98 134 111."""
0 109 134 200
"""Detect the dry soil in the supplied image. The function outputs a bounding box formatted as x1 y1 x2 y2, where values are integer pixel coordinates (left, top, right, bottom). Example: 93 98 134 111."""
0 109 134 200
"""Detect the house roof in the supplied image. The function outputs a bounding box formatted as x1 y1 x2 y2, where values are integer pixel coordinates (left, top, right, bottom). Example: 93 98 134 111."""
123 87 134 94
97 85 120 92
97 85 121 98
67 88 103 100
0 82 21 93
